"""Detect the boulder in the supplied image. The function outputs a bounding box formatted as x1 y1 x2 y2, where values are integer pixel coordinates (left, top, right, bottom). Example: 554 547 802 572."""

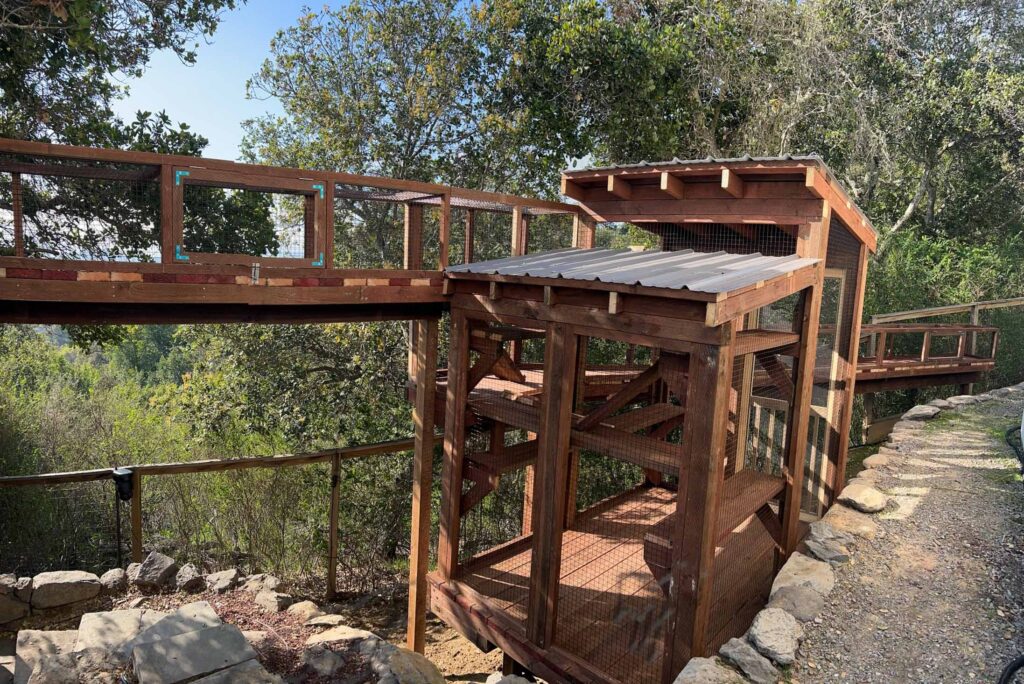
305 614 348 628
947 394 979 407
902 404 941 421
862 453 890 469
191 659 281 683
30 571 100 609
306 625 377 646
126 564 142 584
823 503 881 539
387 648 446 684
301 644 349 677
13 630 77 684
121 601 221 657
837 484 888 513
98 569 126 595
132 623 257 684
73 610 146 663
24 652 77 684
747 608 803 666
767 584 825 622
991 387 1012 397
854 467 881 481
286 600 323 623
770 552 835 599
13 579 31 604
0 595 28 626
804 520 854 565
175 564 205 593
672 657 744 683
719 637 779 684
254 590 293 613
238 574 280 593
205 569 241 594
133 552 178 592
485 675 532 684
927 398 953 409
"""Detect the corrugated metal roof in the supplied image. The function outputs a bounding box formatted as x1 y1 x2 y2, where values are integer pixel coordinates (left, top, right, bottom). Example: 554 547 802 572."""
446 248 819 295
567 154 822 174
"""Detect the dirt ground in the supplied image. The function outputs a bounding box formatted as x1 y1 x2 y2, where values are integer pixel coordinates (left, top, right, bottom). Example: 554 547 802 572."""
792 394 1024 683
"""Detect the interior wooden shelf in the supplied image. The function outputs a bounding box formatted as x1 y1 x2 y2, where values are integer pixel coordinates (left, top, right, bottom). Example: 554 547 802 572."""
734 329 800 356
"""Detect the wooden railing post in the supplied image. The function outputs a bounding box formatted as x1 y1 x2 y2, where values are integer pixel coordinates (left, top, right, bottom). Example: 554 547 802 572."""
130 471 143 563
438 194 451 270
406 318 439 653
463 209 475 264
327 454 341 600
12 171 24 257
159 165 175 264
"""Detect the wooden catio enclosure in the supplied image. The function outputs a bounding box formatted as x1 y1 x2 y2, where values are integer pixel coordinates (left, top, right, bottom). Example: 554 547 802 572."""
424 157 876 683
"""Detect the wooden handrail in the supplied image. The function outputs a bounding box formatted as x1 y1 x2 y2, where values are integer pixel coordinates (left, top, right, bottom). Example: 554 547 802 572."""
858 322 999 364
870 297 1024 324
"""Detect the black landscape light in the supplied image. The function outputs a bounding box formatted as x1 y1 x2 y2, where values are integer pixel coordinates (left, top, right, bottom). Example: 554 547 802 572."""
112 467 134 502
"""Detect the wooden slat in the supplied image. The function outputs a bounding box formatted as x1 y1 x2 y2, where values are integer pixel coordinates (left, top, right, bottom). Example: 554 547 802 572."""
467 439 538 475
438 311 471 579
571 424 680 475
733 329 799 356
603 403 685 432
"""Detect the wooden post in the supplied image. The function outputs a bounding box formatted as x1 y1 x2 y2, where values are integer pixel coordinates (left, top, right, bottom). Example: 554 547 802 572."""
438 194 451 269
11 172 23 257
525 323 579 648
511 206 526 257
327 454 341 599
130 471 143 563
572 213 595 249
665 334 734 676
324 179 335 268
464 209 475 264
160 165 174 264
779 279 825 556
405 204 424 379
564 335 588 528
407 318 439 653
437 311 470 579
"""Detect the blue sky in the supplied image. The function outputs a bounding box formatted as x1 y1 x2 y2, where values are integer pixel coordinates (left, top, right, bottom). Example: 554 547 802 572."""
111 1 310 160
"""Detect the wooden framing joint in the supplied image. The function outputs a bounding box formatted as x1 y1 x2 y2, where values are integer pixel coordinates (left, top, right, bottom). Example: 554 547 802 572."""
660 172 685 199
606 174 632 200
721 169 745 198
489 281 501 301
608 291 623 315
560 177 586 202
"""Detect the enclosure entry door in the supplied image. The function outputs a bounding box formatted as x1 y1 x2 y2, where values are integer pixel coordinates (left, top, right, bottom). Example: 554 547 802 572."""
803 269 847 517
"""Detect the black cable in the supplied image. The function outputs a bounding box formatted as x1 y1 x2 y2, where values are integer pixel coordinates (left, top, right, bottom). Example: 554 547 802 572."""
999 654 1024 684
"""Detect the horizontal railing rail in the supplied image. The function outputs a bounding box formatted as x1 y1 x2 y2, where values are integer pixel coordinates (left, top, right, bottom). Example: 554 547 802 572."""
858 323 999 367
0 436 431 598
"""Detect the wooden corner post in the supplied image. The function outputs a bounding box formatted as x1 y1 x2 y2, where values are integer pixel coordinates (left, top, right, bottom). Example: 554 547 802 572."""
130 471 143 563
437 311 471 579
665 329 735 678
780 276 825 556
525 322 580 648
407 317 439 653
327 454 341 599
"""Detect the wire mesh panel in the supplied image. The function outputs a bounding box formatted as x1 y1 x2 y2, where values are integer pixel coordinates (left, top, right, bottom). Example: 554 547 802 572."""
0 480 128 575
660 223 797 257
182 185 306 260
523 213 575 254
0 157 161 260
466 210 514 262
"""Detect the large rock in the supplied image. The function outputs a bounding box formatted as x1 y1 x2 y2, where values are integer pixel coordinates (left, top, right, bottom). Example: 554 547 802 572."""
902 404 941 421
804 520 854 565
306 625 377 646
747 608 802 666
387 648 446 684
205 569 241 594
672 657 744 683
30 571 100 609
928 398 953 409
74 610 145 663
485 675 531 684
861 453 890 469
301 644 349 677
286 600 323 623
13 579 31 605
770 552 835 599
121 601 221 657
767 585 825 623
254 590 293 613
238 573 279 594
306 614 347 628
947 394 979 407
126 564 142 584
837 484 888 513
823 503 881 539
132 623 257 684
175 564 205 593
191 659 281 683
134 552 178 592
13 631 77 684
98 569 126 595
0 595 28 626
719 637 779 684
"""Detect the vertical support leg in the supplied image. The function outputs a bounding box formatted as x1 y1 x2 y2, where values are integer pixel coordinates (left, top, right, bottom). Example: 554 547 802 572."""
664 335 734 678
464 209 475 264
832 245 868 503
780 281 825 556
564 335 588 528
327 454 341 599
525 323 579 649
437 312 471 579
521 466 535 535
130 472 143 563
407 318 439 652
405 204 424 379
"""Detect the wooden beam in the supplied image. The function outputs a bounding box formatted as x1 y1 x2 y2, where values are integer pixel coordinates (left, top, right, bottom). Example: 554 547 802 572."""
11 172 23 257
666 331 735 676
407 318 439 653
511 206 526 257
571 213 595 249
525 323 579 648
130 471 143 563
560 177 587 202
606 174 632 200
832 244 868 499
780 283 824 556
438 311 470 579
160 165 174 264
660 172 686 199
608 291 622 315
721 169 745 198
327 454 341 599
464 209 475 263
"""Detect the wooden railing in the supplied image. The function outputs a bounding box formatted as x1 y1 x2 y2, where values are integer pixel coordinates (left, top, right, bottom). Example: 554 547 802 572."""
0 137 584 272
858 323 999 368
0 437 423 598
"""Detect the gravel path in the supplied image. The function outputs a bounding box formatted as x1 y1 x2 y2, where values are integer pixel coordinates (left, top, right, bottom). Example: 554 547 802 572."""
793 394 1024 683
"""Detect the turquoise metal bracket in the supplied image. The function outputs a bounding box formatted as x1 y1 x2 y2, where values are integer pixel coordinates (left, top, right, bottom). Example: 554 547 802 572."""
174 245 190 262
311 252 325 267
312 183 325 199
175 170 191 185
